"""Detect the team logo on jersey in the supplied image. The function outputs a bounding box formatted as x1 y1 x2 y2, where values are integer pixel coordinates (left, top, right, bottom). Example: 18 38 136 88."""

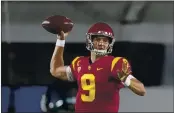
77 67 81 73
88 66 91 70
77 60 81 67
97 68 103 71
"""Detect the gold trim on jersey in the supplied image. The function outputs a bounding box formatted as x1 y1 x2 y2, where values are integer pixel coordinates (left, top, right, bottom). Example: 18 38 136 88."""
72 57 80 71
111 57 122 72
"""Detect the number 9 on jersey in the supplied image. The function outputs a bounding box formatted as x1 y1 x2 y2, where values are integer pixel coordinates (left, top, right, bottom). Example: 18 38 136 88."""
81 74 96 102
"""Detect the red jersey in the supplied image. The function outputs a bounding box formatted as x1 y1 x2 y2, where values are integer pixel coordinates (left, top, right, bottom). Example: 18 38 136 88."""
69 55 132 112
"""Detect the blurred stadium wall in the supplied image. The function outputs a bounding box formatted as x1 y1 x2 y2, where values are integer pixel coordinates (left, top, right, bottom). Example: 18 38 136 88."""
1 1 173 112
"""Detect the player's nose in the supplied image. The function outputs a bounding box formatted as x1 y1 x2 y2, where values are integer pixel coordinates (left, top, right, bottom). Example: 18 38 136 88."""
98 39 104 45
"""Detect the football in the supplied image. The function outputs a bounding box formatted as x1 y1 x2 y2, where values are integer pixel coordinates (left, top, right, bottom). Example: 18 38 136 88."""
42 15 74 35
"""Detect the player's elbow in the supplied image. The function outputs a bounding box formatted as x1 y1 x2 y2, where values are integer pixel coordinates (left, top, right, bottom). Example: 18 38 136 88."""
50 68 60 77
50 68 56 76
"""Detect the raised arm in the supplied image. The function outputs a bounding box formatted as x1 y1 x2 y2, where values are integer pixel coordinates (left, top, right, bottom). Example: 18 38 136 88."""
50 31 72 81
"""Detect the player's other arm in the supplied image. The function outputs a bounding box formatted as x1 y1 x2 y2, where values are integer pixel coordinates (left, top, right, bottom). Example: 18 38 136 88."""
120 74 146 96
117 58 146 96
112 57 146 96
50 31 70 80
128 78 146 96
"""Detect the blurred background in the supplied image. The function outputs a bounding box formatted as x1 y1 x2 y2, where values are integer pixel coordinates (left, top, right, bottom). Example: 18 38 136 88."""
1 1 173 112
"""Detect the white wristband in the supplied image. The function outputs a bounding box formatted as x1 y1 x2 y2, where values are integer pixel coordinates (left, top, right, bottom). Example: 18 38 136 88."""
56 39 65 47
124 75 135 86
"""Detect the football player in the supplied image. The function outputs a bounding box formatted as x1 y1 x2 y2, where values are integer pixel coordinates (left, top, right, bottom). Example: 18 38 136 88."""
50 22 146 112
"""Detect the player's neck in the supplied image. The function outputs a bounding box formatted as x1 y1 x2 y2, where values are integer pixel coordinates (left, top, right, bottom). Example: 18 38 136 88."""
90 52 105 63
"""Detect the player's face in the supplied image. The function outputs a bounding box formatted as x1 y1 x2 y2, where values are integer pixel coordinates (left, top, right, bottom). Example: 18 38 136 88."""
92 36 110 50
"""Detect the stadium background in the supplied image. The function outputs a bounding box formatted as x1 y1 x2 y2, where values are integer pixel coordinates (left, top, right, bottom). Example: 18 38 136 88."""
1 1 173 112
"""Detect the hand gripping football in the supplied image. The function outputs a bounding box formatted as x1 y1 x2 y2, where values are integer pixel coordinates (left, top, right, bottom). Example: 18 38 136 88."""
42 15 74 35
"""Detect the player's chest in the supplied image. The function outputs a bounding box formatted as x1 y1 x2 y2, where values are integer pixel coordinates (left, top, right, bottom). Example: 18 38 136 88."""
76 61 111 82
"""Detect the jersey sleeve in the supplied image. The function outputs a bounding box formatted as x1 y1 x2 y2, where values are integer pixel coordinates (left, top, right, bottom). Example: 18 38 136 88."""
111 57 132 88
69 56 81 81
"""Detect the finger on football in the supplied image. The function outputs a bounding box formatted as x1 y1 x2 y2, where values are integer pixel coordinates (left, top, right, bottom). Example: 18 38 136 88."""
64 32 70 37
59 31 65 40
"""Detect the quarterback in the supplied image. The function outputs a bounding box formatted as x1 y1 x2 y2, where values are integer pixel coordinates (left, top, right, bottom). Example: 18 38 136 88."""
50 22 146 112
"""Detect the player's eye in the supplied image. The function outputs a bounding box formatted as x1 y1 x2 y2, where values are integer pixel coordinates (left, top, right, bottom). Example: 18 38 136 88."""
103 38 109 42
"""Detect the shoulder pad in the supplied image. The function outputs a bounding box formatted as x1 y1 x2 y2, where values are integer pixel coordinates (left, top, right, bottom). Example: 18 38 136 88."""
71 56 84 71
111 57 123 72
